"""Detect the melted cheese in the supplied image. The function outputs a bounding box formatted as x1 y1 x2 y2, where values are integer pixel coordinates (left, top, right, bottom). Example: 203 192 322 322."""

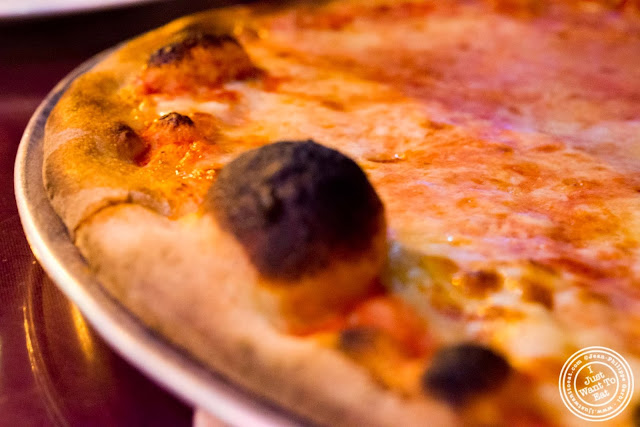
153 97 229 117
132 1 640 422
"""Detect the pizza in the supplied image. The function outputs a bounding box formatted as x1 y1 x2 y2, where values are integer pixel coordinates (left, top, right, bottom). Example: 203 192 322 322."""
41 0 640 425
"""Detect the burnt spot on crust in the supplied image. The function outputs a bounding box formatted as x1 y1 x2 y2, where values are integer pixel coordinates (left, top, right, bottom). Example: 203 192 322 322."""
207 140 384 280
111 123 148 163
157 112 195 128
633 403 640 427
148 33 241 66
142 32 262 94
132 112 207 166
422 343 511 406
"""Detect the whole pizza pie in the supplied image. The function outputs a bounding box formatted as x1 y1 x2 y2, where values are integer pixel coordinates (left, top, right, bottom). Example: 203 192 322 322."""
42 0 640 425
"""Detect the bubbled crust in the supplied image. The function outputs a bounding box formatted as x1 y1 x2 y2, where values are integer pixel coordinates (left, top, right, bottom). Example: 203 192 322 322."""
207 140 385 280
147 33 242 66
140 32 262 95
42 7 251 233
422 344 512 406
207 140 389 329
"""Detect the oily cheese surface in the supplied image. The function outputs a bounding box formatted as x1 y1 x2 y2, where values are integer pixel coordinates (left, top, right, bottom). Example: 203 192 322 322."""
43 1 640 426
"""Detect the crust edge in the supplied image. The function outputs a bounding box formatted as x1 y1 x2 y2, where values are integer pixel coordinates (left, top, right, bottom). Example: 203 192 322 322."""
75 204 457 426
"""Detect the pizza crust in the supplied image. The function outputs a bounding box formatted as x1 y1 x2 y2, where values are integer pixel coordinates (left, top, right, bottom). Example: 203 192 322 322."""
42 7 246 232
75 204 456 426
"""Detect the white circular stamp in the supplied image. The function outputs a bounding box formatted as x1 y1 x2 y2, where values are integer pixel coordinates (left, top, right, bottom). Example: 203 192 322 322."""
559 346 634 422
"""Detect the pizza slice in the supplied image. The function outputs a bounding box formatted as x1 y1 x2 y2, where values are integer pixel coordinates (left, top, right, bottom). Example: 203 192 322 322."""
42 1 640 425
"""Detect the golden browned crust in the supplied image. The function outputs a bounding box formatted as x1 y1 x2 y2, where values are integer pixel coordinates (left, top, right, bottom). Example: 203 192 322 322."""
74 205 456 426
42 8 246 233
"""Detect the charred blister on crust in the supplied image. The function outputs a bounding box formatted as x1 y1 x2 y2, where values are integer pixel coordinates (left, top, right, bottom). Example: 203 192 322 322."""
632 403 640 427
135 112 206 166
207 140 384 280
158 112 195 128
111 123 148 163
422 343 511 406
142 32 262 93
148 33 241 66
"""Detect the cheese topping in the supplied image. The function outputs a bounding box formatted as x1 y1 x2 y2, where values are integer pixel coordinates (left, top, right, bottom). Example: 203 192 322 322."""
123 1 640 422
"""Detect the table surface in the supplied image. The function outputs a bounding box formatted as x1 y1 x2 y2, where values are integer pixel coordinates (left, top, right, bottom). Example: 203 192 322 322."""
0 1 248 425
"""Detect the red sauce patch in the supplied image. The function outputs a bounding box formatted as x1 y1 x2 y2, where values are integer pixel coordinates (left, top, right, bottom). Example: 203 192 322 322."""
347 296 432 357
136 112 221 170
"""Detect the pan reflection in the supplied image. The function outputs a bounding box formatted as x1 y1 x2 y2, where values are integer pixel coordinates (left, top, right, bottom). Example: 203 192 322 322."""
68 304 95 364
22 262 191 426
